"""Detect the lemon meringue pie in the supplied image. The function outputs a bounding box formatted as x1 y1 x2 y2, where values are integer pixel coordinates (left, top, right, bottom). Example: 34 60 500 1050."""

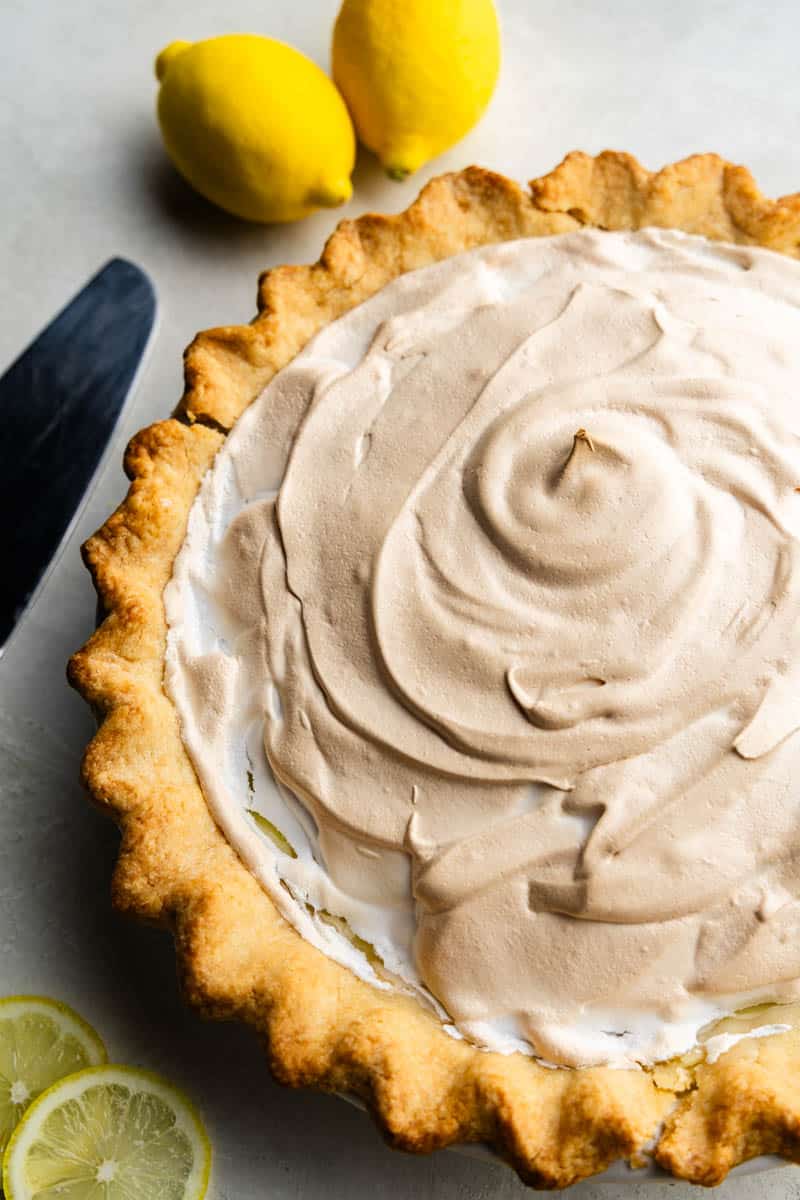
71 153 800 1187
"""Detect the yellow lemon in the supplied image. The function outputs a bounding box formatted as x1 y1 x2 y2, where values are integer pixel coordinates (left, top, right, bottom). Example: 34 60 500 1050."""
332 0 501 179
155 35 356 223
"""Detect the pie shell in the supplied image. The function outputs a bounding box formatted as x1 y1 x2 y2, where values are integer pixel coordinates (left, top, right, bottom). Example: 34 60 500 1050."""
69 151 800 1189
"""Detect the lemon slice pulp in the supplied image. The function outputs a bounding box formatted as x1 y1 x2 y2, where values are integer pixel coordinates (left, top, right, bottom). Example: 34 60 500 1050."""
0 996 107 1157
3 1065 211 1199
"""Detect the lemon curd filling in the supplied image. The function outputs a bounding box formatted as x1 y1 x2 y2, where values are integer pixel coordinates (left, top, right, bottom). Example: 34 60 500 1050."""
166 229 800 1068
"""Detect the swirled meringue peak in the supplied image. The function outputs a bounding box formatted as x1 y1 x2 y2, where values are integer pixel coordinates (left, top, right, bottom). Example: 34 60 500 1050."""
165 228 800 1068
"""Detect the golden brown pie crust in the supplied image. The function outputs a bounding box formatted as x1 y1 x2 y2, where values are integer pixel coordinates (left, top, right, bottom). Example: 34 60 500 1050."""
69 151 800 1188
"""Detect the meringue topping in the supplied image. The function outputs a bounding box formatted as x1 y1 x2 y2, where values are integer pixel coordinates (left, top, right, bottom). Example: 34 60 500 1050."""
165 229 800 1067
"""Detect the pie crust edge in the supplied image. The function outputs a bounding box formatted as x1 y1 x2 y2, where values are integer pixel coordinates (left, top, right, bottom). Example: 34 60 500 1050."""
68 151 800 1189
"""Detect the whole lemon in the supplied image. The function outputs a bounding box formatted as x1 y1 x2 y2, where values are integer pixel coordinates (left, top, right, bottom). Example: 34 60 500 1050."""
155 35 356 223
332 0 501 179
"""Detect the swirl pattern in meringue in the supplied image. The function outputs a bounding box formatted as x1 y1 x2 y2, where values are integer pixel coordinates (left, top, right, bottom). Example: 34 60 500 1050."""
166 228 800 1067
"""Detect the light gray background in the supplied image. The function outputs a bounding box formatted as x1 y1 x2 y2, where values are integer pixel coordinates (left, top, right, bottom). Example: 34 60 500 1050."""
2 0 800 1195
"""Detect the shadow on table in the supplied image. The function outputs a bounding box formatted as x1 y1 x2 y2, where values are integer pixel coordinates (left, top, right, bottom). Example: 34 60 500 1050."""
130 123 438 269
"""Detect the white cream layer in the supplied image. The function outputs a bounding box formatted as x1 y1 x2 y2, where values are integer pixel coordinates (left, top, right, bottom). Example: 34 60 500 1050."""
165 229 800 1068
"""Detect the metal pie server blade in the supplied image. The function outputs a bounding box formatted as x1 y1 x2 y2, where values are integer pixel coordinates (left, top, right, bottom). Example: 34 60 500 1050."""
0 258 157 654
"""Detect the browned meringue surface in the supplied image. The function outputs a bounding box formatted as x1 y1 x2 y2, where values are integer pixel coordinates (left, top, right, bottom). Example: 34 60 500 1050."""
165 227 800 1068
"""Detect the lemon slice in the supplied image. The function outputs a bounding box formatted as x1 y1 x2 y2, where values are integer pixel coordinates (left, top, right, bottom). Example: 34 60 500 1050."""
0 996 107 1157
3 1065 211 1200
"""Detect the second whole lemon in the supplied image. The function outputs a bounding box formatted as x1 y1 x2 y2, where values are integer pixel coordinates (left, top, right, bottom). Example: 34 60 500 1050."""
332 0 501 179
155 35 356 223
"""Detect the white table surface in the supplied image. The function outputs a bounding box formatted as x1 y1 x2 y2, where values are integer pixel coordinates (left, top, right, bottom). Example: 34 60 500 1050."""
3 0 800 1195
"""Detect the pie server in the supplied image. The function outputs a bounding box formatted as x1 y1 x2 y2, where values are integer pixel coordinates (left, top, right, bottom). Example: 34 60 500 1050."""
0 258 157 655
